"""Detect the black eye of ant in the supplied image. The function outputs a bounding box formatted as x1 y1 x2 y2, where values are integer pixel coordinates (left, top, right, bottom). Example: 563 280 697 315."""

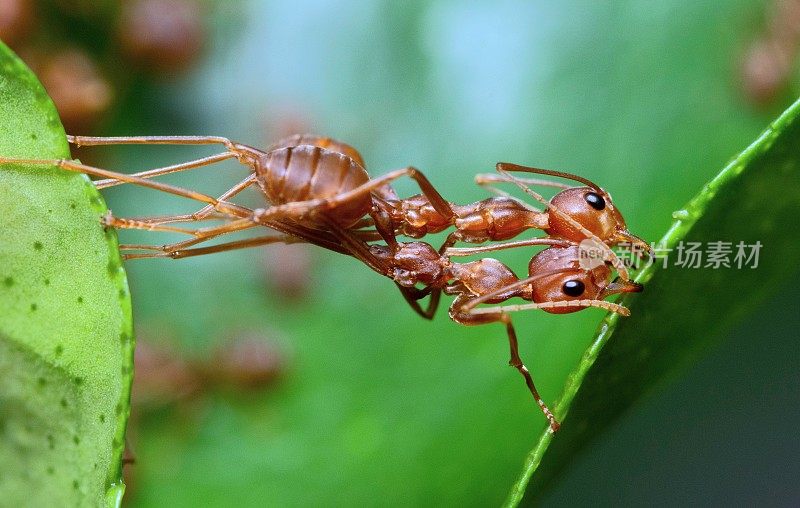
585 192 605 211
562 280 585 297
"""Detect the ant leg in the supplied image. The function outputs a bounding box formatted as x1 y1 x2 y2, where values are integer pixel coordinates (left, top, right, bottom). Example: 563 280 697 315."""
122 234 298 260
316 215 388 275
68 135 238 148
128 174 258 226
503 314 560 432
449 294 560 432
393 166 456 220
109 216 258 249
396 284 440 320
368 206 399 249
151 220 263 254
0 156 252 219
251 166 455 224
94 152 237 189
104 213 209 235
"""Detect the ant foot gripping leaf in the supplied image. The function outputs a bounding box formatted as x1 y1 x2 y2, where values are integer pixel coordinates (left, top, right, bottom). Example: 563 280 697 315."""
0 41 134 506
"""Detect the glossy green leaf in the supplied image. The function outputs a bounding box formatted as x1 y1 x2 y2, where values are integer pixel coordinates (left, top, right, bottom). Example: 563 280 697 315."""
0 42 133 507
506 98 800 505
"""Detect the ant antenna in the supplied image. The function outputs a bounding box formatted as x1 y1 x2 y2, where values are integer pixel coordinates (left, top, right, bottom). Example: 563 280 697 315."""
470 298 631 317
444 238 572 257
496 163 603 191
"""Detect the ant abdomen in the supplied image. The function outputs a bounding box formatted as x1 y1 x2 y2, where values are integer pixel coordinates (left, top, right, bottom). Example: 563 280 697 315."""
268 134 366 169
254 144 371 228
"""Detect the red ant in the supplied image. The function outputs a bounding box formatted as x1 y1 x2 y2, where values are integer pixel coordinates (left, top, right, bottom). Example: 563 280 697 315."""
369 240 642 431
0 134 647 431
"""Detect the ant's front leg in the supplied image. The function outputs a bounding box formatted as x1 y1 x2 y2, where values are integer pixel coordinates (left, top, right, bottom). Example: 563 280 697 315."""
449 293 561 432
396 284 440 320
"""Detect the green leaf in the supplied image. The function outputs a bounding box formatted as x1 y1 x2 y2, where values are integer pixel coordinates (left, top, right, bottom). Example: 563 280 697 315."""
0 42 133 507
506 98 800 505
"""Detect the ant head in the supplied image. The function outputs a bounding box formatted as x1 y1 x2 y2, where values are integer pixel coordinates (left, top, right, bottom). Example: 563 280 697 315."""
547 183 652 257
527 246 642 314
548 186 653 257
546 186 637 246
495 163 650 254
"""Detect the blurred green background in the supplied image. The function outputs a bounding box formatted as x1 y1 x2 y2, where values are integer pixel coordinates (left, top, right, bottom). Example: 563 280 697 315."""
7 0 800 505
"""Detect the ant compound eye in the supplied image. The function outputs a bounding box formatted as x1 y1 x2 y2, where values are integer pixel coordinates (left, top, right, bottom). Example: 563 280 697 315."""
562 279 585 297
585 192 605 211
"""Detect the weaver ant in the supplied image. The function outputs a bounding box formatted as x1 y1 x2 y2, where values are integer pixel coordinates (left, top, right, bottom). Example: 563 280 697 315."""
368 239 642 431
0 134 647 431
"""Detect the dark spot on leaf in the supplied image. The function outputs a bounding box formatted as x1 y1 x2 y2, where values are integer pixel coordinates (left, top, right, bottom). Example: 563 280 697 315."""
77 296 83 303
44 278 50 285
47 434 54 450
54 344 63 356
99 414 106 423
73 377 83 386
119 288 127 299
115 403 122 415
73 435 80 445
30 303 37 311
3 277 13 287
60 398 68 408
33 241 43 250
37 377 46 387
30 133 37 140
46 467 54 475
70 202 77 209
72 480 79 490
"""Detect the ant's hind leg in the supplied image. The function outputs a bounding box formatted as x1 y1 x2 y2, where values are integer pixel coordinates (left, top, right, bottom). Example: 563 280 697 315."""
450 295 560 432
93 152 237 189
251 166 457 225
68 135 238 149
115 218 259 253
122 234 298 260
127 174 258 226
502 314 560 432
0 156 253 219
396 284 441 320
